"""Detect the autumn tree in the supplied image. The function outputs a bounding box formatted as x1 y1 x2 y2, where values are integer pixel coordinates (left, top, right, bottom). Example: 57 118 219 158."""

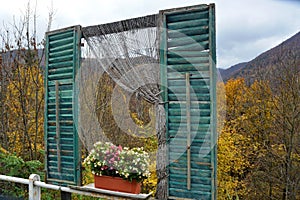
217 79 250 199
269 52 300 200
218 79 276 199
217 126 249 199
5 66 44 160
218 55 300 199
0 2 53 160
246 50 300 200
241 80 277 200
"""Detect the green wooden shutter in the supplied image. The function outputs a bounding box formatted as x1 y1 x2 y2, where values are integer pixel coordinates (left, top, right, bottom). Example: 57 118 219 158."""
160 4 217 199
44 26 81 186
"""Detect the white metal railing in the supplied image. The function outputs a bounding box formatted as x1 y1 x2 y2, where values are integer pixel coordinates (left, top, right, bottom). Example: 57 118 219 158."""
0 174 152 200
0 174 98 199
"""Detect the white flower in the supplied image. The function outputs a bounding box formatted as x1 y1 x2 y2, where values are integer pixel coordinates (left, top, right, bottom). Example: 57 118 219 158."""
84 141 150 181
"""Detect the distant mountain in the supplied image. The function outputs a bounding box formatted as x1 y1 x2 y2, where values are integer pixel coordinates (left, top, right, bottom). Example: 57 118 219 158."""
219 31 300 84
218 62 247 81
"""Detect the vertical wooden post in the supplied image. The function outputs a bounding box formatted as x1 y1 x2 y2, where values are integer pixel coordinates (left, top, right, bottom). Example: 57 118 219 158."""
209 4 217 200
186 73 191 190
55 81 61 173
61 191 71 200
29 174 41 200
158 10 169 200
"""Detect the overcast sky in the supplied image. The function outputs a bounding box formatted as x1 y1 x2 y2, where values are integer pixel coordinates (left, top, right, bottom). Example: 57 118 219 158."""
0 0 299 68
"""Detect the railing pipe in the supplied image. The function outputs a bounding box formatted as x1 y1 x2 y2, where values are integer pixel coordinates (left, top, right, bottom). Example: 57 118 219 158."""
0 174 152 200
0 174 29 185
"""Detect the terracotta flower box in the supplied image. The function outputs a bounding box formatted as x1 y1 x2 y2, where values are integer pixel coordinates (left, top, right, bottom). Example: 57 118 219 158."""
94 175 141 194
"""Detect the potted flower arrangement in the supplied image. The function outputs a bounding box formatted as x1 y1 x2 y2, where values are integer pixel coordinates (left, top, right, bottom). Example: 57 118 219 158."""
83 141 151 194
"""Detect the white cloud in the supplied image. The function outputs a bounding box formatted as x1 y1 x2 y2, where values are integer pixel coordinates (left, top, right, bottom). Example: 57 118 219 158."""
215 0 300 67
0 0 299 68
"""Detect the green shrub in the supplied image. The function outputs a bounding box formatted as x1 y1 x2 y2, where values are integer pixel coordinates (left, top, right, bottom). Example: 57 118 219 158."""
0 149 44 198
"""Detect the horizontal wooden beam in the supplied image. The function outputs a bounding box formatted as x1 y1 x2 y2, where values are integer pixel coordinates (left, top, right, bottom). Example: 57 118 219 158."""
82 14 158 37
70 184 153 199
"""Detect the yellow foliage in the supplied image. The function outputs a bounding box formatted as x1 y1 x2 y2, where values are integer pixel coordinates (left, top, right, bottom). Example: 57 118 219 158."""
217 78 291 199
130 112 145 126
0 146 8 154
218 128 249 199
224 78 248 121
142 160 157 196
82 165 95 186
5 65 44 160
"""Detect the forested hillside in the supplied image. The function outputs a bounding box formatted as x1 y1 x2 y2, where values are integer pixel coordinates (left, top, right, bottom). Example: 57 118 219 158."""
220 31 300 85
218 31 300 199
